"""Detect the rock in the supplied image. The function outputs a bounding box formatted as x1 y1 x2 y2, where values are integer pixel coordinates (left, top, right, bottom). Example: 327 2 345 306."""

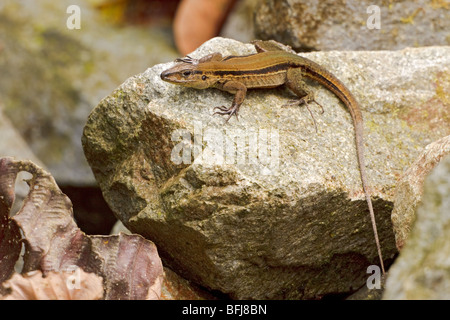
161 267 218 300
391 135 450 250
346 282 384 300
0 0 177 185
82 38 449 299
383 154 450 299
221 0 259 44
254 0 450 51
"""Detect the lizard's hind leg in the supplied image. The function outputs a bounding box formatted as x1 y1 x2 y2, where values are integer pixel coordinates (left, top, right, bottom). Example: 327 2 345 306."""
284 68 324 133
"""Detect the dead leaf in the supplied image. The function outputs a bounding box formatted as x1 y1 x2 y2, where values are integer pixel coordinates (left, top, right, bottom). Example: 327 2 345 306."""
1 270 103 300
0 158 23 284
0 157 164 300
89 233 164 300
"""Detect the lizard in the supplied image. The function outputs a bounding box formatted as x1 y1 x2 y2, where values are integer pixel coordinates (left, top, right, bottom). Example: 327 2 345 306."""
160 40 385 275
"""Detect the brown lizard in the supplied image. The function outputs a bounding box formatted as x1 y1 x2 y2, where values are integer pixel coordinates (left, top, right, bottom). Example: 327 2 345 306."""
160 40 385 275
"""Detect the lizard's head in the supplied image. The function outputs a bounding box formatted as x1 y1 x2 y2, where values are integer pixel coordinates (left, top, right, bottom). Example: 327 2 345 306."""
160 56 215 89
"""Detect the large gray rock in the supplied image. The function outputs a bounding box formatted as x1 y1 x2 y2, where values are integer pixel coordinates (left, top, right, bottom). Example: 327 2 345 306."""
391 135 450 250
383 154 450 299
0 0 177 185
254 0 450 51
82 38 449 299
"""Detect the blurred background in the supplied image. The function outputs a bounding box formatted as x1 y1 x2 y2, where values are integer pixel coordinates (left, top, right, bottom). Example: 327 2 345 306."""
0 0 257 234
0 0 448 235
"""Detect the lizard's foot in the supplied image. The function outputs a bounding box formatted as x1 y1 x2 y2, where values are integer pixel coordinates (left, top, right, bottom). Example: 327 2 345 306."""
282 97 324 133
213 104 239 122
283 96 323 111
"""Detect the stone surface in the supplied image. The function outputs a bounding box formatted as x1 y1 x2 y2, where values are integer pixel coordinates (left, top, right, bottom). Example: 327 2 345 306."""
383 154 450 300
82 38 449 299
391 135 450 250
161 267 218 300
0 0 177 185
254 0 450 51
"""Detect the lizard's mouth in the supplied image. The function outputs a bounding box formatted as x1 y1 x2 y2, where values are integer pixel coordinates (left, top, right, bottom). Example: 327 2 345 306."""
160 69 190 86
160 70 175 83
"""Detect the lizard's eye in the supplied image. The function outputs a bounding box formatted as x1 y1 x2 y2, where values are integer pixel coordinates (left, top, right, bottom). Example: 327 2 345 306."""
182 71 192 77
202 75 207 80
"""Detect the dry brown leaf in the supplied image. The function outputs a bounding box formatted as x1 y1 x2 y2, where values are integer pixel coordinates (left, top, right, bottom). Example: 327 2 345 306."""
0 158 23 284
0 157 164 300
1 270 103 300
89 233 165 300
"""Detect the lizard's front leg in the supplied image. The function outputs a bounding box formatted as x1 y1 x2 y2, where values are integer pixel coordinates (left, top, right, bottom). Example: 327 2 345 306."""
213 81 247 122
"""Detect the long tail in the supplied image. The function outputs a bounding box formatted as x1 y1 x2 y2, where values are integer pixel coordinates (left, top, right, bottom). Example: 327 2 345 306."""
335 84 386 276
354 117 386 275
303 59 386 275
